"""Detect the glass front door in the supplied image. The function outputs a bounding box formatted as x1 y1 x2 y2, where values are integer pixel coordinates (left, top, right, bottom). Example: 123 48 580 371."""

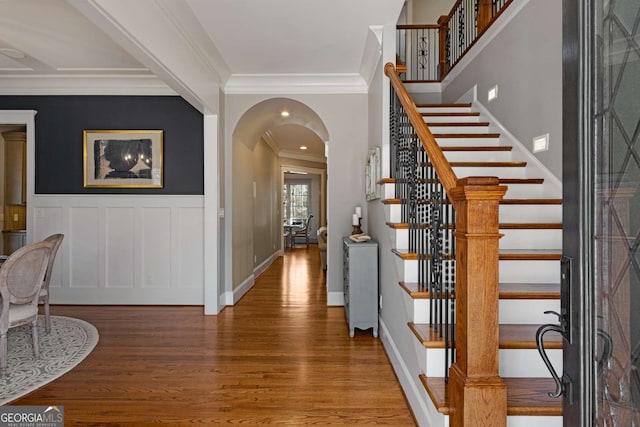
561 0 640 425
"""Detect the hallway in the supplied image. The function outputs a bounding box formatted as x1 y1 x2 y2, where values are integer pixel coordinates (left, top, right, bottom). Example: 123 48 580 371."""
14 246 416 425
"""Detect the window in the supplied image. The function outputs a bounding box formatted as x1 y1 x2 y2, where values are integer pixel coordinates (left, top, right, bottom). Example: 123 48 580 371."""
283 182 309 225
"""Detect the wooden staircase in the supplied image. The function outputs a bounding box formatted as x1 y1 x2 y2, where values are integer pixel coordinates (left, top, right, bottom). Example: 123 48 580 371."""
381 103 564 426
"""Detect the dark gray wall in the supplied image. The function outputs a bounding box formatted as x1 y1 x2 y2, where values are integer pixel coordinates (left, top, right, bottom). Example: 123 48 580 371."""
0 96 203 194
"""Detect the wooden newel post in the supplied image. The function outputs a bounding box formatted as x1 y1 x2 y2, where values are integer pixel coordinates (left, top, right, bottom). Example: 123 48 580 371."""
448 177 508 427
437 15 449 79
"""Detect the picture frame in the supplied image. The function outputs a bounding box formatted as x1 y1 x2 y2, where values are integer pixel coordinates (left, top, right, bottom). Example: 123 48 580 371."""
83 130 163 188
365 146 381 201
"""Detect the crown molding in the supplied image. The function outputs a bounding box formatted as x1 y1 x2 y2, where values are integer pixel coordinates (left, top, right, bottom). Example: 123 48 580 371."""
0 75 175 95
224 73 369 94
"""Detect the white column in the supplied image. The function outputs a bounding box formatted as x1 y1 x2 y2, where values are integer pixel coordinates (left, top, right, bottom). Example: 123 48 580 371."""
203 114 219 314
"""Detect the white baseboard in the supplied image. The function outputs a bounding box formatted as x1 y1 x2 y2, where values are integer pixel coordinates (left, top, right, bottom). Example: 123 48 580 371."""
228 251 281 306
254 252 279 279
327 291 344 306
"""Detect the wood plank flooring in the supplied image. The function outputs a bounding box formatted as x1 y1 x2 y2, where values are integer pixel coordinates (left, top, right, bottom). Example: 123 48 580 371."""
12 246 416 426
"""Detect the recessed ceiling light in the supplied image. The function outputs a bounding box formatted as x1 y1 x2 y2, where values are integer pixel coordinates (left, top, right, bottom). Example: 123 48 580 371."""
281 110 290 117
0 48 26 59
299 146 308 150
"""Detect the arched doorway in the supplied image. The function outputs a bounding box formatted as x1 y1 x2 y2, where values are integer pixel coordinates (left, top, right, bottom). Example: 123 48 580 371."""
224 97 328 305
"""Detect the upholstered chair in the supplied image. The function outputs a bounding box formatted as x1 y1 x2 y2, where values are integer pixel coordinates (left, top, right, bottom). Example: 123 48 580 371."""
0 241 51 374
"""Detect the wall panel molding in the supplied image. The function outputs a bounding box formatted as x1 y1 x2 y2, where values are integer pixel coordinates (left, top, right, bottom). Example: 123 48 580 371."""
31 194 204 305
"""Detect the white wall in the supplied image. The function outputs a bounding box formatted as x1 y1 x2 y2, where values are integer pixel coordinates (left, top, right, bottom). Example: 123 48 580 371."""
410 0 453 23
31 195 204 304
441 0 563 179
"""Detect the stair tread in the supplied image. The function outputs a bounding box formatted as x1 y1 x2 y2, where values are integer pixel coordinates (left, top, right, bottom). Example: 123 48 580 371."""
392 248 453 261
441 145 512 151
383 197 563 206
400 281 560 300
499 249 563 260
380 177 545 185
449 161 526 167
501 198 563 205
409 322 562 349
421 112 480 117
420 375 563 416
433 133 500 138
426 122 490 127
393 248 562 261
416 103 472 108
387 221 562 230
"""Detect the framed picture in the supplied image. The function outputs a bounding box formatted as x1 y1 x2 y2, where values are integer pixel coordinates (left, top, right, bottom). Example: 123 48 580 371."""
83 130 163 188
365 146 381 201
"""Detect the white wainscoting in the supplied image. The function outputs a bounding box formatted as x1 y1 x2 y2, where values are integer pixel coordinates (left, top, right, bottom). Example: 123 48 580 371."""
30 195 204 305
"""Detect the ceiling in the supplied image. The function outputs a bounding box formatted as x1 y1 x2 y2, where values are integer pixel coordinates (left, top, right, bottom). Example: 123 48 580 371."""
0 0 404 162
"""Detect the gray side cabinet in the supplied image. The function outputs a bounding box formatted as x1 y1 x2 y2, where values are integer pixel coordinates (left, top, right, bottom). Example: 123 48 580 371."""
342 237 379 337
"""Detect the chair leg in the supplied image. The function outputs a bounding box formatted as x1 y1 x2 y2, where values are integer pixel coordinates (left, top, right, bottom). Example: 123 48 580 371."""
45 299 51 333
31 320 39 358
1 332 7 374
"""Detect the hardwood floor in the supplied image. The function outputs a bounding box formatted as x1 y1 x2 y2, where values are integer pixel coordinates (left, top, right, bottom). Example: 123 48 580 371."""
14 246 416 425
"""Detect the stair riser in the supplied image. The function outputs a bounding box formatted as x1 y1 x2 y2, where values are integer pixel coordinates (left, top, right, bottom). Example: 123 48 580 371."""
402 291 430 324
499 204 562 223
452 166 526 178
500 299 561 324
500 229 562 250
500 260 561 284
390 227 561 251
384 182 553 200
501 184 549 199
427 125 490 134
418 347 562 378
397 257 560 285
436 136 500 147
417 107 473 114
509 417 562 427
422 115 481 123
444 151 513 162
410 297 559 325
500 349 563 378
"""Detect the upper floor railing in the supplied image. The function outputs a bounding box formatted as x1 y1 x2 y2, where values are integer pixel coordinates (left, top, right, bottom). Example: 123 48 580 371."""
397 0 514 82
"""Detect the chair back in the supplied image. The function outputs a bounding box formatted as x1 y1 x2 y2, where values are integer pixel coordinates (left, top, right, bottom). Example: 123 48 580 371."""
0 241 51 309
42 234 64 291
302 214 313 230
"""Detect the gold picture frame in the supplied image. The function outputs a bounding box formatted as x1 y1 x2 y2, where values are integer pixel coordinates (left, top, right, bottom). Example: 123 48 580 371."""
83 130 163 188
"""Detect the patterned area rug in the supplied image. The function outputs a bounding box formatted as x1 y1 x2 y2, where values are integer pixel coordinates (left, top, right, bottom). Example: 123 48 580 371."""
0 315 99 405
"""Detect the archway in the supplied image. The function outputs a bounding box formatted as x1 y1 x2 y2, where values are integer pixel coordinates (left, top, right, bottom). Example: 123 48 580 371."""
224 97 328 305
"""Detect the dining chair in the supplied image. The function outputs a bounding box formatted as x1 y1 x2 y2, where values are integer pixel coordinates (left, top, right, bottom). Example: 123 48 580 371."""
39 234 64 333
0 240 52 374
292 214 313 248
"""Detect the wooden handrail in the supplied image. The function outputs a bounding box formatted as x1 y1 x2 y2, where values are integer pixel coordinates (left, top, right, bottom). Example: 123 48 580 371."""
384 62 457 194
